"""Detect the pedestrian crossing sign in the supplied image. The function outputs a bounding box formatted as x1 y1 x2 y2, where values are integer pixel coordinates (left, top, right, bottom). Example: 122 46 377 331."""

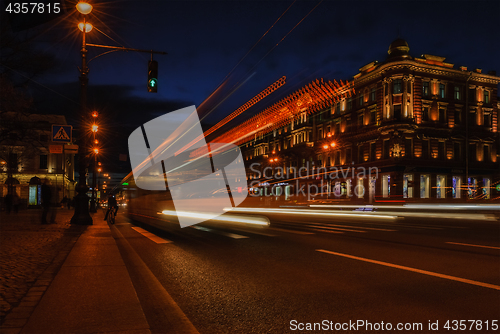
52 125 72 143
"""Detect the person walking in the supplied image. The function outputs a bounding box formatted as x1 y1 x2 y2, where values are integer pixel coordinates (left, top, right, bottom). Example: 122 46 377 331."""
41 179 52 224
104 194 118 221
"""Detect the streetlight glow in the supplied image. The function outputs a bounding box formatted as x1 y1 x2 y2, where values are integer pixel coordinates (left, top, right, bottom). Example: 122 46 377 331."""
78 22 93 33
92 124 98 132
76 1 92 15
92 111 98 118
330 142 336 147
323 145 328 149
94 148 99 154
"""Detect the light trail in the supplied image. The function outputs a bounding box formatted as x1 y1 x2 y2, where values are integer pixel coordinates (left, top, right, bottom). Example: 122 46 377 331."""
161 210 269 226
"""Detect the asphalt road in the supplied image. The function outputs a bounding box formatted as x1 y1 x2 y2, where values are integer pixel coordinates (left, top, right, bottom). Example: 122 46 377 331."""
112 209 500 333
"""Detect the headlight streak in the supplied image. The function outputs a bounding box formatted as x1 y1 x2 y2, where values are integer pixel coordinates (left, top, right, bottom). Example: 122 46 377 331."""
310 204 500 211
161 210 269 225
227 207 497 221
223 207 399 220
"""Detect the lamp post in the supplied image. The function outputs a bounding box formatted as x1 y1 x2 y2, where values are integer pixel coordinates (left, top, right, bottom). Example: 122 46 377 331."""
90 118 98 212
71 1 93 225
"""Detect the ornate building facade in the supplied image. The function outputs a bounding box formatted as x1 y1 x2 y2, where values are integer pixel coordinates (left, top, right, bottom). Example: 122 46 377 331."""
0 112 76 208
218 39 499 203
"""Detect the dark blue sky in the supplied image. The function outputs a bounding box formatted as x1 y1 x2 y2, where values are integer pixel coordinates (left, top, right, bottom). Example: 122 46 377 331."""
4 0 499 166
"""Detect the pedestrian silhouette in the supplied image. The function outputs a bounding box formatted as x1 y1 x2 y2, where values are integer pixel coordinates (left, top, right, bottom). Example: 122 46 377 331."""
41 179 56 224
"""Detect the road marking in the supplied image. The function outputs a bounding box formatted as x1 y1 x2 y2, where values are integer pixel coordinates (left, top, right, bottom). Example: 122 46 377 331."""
306 224 364 233
269 227 315 235
446 242 500 250
191 226 248 239
131 227 172 244
316 249 500 291
110 225 199 333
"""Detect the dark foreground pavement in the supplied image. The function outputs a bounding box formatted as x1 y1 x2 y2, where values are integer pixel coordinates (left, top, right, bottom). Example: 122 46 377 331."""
0 209 164 334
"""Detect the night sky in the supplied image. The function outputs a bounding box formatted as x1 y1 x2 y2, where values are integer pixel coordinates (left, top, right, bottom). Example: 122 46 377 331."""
3 0 499 171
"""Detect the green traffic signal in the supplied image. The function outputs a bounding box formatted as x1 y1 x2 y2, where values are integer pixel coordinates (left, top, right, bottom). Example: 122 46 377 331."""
148 60 158 93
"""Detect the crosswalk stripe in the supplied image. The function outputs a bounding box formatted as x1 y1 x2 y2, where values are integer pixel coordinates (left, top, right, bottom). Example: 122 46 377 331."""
191 226 249 239
131 227 172 244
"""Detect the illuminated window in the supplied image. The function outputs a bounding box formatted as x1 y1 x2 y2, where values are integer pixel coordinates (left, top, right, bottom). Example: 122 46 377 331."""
483 178 490 199
439 83 445 98
358 94 363 106
393 79 402 94
403 174 413 198
382 175 390 198
370 109 376 124
452 176 461 199
420 174 430 198
484 90 489 103
468 177 477 199
454 86 461 100
423 82 429 97
436 175 446 199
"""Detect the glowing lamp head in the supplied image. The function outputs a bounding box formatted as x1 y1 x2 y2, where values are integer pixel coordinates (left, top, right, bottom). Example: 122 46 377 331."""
92 111 98 118
91 124 98 133
330 142 336 148
93 148 99 154
76 2 92 14
323 145 328 149
78 22 93 33
274 158 278 162
97 168 102 172
269 159 273 163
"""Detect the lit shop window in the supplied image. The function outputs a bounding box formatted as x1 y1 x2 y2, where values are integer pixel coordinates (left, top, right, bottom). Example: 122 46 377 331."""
436 175 446 199
420 174 430 198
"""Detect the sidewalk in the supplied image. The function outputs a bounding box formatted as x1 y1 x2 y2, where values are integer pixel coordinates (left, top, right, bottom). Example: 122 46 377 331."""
0 208 150 334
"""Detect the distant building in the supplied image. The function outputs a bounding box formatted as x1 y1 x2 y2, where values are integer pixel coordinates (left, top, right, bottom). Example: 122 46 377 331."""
220 39 500 202
0 112 77 208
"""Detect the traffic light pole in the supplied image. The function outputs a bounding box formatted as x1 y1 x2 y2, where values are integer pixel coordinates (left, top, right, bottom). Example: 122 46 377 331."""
71 40 166 225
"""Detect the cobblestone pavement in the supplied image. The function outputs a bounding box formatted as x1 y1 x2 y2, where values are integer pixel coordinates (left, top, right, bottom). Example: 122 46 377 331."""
0 208 90 328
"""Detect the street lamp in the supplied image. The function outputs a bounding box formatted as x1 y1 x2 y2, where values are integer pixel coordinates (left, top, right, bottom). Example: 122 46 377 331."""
71 1 93 225
90 123 98 213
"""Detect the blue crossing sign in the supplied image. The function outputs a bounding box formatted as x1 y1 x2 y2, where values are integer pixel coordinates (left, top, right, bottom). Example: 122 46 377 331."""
52 125 72 143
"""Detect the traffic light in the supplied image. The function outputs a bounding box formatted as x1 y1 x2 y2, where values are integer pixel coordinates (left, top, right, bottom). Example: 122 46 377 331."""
147 60 158 93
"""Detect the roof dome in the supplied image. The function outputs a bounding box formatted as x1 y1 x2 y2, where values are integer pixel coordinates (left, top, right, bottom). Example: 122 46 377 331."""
387 38 411 59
